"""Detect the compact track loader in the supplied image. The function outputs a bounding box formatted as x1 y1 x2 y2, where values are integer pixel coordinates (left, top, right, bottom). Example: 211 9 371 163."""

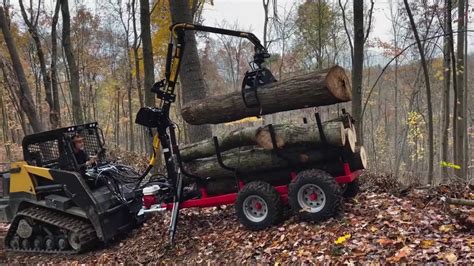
0 122 144 253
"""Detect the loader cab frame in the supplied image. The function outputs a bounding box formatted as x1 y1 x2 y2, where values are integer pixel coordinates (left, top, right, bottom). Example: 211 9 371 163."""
22 122 106 172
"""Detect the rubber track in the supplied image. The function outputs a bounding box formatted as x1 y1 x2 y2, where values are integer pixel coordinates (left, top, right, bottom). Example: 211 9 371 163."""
4 206 98 254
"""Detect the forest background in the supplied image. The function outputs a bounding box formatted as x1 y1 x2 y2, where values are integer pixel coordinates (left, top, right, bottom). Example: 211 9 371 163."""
0 0 473 185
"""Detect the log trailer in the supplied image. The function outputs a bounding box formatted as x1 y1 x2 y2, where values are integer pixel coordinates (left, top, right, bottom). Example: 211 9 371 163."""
0 23 363 254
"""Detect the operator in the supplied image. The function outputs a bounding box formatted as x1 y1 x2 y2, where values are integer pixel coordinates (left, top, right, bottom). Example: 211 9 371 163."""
71 133 97 169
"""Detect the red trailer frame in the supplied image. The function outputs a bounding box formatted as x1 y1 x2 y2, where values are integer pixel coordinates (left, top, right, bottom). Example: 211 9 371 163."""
161 162 360 210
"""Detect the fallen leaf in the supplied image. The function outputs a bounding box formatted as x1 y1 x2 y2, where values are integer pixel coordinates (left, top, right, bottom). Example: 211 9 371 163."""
443 252 457 263
468 238 474 247
334 233 351 245
439 224 454 233
377 238 393 247
420 239 435 249
390 246 412 262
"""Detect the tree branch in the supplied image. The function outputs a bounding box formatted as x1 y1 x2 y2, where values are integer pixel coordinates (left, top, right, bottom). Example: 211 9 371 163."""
338 0 353 61
364 0 374 43
361 29 474 119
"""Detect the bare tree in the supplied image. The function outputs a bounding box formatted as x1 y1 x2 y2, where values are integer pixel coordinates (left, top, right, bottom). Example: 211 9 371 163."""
19 0 59 129
439 0 451 181
139 0 154 107
454 0 466 179
403 0 434 182
0 6 43 133
352 0 369 144
115 0 135 151
131 0 143 108
61 0 84 124
51 0 61 127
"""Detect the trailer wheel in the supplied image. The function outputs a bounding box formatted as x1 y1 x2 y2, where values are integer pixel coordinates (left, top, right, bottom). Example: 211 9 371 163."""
341 178 360 198
236 181 282 230
289 169 342 222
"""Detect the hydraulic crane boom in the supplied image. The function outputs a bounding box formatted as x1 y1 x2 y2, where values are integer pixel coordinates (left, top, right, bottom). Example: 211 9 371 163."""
135 23 272 245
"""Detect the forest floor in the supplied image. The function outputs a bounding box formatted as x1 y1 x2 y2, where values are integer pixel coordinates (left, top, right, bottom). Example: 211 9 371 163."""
1 175 473 264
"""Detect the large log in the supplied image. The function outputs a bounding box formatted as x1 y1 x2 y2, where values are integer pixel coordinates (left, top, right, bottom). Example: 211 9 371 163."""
184 146 345 179
181 65 352 125
199 146 366 194
180 122 345 162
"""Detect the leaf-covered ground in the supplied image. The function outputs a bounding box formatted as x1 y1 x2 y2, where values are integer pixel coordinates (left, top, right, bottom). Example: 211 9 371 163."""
2 180 473 264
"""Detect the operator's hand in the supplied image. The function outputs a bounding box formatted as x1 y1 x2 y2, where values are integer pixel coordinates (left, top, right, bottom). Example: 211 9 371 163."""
86 156 97 167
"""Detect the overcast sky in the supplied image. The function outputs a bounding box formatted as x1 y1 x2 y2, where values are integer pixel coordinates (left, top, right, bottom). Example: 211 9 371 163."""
10 0 474 62
202 0 474 56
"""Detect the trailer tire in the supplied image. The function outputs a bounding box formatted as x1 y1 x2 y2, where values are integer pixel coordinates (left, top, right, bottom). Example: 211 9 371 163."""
341 178 360 198
236 181 282 230
289 169 342 222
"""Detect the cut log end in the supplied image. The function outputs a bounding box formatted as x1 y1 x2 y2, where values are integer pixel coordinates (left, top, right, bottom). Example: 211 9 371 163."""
325 66 352 101
345 128 356 153
350 146 367 170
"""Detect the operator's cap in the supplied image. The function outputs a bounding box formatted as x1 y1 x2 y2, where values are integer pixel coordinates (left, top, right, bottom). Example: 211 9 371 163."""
71 133 85 142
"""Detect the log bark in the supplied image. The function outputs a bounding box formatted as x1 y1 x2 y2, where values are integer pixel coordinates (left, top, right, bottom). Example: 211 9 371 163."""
446 198 474 207
181 65 351 125
184 146 346 179
180 121 345 161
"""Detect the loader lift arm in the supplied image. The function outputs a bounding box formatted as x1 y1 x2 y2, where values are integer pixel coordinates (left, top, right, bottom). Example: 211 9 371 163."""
135 23 271 245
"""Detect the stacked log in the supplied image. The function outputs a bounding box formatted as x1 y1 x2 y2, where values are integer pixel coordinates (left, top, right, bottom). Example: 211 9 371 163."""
180 122 346 162
180 119 366 187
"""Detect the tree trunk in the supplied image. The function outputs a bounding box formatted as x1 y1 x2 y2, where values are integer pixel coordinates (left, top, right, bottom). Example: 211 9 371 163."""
352 0 364 144
180 121 346 161
115 86 120 147
262 0 270 49
404 0 434 183
139 0 154 107
131 0 143 108
463 0 469 180
0 57 28 135
169 0 212 143
441 0 451 182
51 0 61 128
0 6 43 133
0 88 11 160
454 0 465 179
61 0 83 125
181 66 351 125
